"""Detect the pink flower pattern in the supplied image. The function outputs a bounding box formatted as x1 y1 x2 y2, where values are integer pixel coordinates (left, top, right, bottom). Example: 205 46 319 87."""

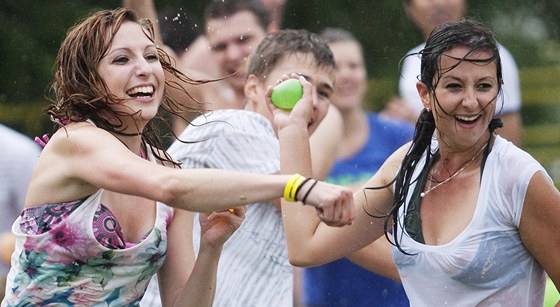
4 192 173 306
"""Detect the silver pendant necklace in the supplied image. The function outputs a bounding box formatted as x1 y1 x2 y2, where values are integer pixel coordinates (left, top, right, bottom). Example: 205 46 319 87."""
420 143 488 198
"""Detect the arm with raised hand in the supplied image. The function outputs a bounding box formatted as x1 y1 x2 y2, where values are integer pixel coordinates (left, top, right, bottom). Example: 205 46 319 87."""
159 207 245 307
269 75 355 226
268 75 399 268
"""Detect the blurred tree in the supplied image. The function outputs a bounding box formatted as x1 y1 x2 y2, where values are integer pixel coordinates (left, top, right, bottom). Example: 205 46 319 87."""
283 0 420 79
0 0 558 138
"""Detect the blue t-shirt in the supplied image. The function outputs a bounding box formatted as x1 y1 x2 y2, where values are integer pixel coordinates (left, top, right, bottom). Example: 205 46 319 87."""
303 113 413 307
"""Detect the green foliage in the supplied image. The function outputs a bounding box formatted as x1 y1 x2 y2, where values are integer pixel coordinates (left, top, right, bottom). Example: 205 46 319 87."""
0 100 51 137
1 0 560 141
364 78 398 112
283 0 421 79
519 66 560 188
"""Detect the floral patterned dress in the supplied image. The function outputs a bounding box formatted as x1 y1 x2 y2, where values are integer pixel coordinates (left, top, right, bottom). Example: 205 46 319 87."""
2 187 173 306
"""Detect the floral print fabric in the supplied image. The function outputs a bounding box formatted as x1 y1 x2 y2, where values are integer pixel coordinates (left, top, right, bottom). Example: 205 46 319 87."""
2 189 173 306
20 199 130 249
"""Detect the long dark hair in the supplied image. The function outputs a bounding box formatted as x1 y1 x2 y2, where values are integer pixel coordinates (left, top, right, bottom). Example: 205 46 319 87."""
369 19 503 253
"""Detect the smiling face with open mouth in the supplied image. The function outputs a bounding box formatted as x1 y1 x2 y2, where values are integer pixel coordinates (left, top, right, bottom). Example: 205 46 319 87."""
422 46 499 150
97 21 165 131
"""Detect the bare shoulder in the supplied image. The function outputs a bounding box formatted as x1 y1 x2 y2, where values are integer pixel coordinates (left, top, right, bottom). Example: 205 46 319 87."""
46 122 114 151
43 122 130 167
26 123 132 206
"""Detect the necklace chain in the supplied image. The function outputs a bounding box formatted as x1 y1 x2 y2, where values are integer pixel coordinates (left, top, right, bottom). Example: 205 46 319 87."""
420 143 488 198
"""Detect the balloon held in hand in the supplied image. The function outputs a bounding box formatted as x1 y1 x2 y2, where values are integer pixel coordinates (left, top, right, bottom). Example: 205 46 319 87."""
271 79 303 110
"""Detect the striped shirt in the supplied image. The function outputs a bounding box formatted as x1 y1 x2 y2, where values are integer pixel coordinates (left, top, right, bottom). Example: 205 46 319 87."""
140 110 292 307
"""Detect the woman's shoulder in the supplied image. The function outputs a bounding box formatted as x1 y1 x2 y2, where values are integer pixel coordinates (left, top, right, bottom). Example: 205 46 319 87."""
491 136 539 165
37 122 128 179
487 136 546 185
25 122 109 207
47 121 111 145
48 121 148 160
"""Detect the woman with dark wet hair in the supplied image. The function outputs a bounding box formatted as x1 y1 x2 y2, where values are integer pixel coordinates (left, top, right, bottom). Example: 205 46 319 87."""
278 19 559 306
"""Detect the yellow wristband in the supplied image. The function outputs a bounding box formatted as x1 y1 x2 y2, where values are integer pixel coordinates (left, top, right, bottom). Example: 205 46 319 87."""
283 174 306 202
290 176 306 201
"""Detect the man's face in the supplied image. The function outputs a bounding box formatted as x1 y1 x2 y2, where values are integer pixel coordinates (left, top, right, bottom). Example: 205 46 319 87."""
406 0 465 39
206 10 267 93
249 52 335 136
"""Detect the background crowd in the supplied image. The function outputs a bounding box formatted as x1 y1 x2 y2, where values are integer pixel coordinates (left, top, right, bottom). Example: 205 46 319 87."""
0 0 559 306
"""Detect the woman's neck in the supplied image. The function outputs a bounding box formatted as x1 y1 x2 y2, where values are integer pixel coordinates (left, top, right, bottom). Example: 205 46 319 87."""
435 132 492 172
113 132 145 158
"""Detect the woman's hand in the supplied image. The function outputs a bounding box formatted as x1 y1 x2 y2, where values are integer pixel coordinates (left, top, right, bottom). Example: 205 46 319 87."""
198 207 246 249
298 180 355 227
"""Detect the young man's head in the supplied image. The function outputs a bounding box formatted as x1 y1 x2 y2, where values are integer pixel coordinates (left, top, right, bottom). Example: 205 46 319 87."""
244 29 336 135
204 0 270 93
404 0 465 39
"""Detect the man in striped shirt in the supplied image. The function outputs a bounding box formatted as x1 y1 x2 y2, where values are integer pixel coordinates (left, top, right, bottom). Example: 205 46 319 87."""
142 29 338 307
